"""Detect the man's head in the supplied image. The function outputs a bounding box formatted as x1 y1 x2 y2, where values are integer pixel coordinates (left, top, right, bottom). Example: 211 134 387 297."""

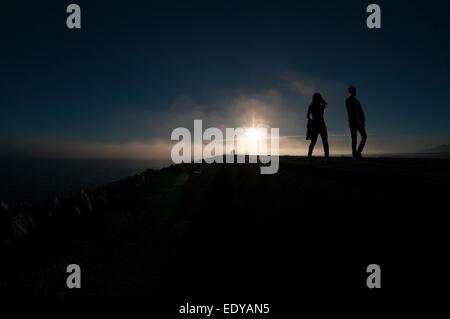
348 86 356 96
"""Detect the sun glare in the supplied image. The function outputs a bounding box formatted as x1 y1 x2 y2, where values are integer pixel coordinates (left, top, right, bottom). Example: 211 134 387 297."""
245 127 263 144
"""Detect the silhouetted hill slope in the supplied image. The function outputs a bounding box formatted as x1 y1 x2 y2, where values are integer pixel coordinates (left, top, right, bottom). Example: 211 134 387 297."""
2 157 450 299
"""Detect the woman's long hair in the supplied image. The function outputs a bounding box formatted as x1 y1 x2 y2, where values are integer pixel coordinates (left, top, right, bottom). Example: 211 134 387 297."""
310 92 325 106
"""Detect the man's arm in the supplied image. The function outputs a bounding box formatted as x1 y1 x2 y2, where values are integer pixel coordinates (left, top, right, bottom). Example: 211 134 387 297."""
359 102 366 122
346 99 355 123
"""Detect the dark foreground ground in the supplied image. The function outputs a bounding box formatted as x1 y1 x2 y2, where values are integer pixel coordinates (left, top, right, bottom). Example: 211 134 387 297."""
1 156 450 300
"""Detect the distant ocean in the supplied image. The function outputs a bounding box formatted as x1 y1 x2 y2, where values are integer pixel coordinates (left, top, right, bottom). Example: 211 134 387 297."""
0 158 171 202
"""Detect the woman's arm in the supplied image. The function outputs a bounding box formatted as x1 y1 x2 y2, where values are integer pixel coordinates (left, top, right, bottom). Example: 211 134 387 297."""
307 105 312 120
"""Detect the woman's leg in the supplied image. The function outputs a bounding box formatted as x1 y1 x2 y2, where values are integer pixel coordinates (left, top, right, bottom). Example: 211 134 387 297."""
308 133 318 159
320 127 329 160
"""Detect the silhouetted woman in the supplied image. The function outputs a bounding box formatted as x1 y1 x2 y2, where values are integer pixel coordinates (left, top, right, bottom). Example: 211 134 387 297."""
306 92 329 161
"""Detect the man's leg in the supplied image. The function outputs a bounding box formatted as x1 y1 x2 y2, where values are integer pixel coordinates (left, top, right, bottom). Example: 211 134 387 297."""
350 125 357 158
320 127 329 160
357 125 367 155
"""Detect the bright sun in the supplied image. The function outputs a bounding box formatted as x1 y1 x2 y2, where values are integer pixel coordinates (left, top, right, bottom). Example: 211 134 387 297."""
245 127 262 143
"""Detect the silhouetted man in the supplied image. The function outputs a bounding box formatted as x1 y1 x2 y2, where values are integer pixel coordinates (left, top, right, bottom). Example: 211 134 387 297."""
346 86 367 160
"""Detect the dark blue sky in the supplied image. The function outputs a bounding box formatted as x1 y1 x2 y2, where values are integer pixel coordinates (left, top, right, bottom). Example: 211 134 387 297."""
1 0 450 155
